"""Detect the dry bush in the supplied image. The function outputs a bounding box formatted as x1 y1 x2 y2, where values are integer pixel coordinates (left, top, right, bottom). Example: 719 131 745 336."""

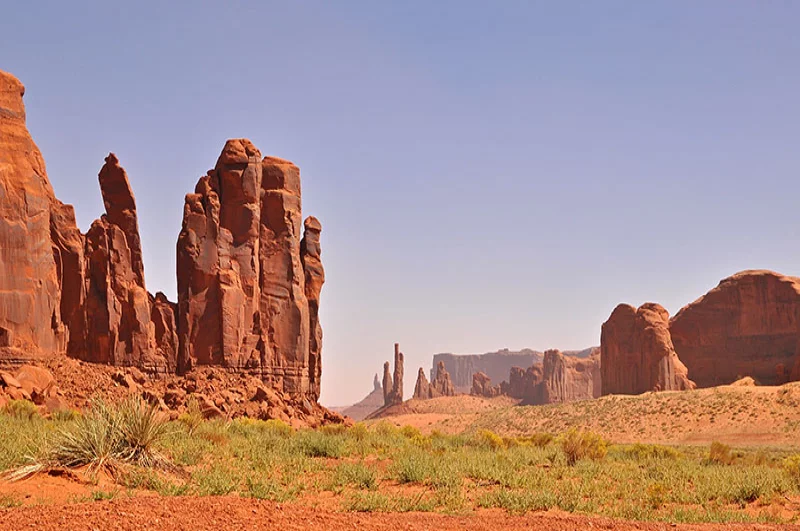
560 429 607 466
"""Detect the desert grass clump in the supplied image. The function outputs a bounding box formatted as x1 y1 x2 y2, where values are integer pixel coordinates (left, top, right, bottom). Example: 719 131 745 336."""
560 428 607 466
705 441 735 465
12 397 171 478
177 397 203 435
3 399 39 420
520 432 554 448
624 443 681 461
333 461 379 490
296 429 345 458
782 454 800 485
474 429 505 450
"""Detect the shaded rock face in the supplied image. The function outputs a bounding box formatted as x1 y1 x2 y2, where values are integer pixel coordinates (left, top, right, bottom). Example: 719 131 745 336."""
432 349 541 393
176 140 323 399
508 365 543 400
601 303 695 396
383 343 404 406
0 71 69 360
670 270 800 387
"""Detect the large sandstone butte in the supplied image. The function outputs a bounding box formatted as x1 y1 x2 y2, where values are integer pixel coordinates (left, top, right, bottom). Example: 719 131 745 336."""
0 69 329 411
382 343 404 407
432 349 541 393
670 270 800 388
176 139 324 400
601 303 695 396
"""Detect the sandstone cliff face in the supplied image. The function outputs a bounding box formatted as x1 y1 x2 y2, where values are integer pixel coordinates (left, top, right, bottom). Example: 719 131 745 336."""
670 270 800 387
601 303 695 396
432 349 541 393
176 140 323 399
383 343 404 406
538 349 600 404
0 70 70 360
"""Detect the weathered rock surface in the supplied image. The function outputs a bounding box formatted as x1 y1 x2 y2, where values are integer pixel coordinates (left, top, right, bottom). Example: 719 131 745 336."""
601 303 695 396
176 140 323 399
413 361 456 400
77 154 168 371
0 71 333 421
432 349 542 393
383 343 404 406
0 70 70 360
537 349 601 404
431 360 455 397
413 368 431 400
670 270 800 387
301 216 324 401
470 371 503 397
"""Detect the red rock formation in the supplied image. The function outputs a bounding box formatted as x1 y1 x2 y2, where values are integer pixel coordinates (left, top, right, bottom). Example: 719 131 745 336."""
0 70 71 360
301 216 324 400
601 303 695 396
508 365 544 400
471 371 502 397
431 360 455 397
382 343 404 406
432 349 541 393
413 368 431 399
538 349 601 404
77 154 169 370
176 140 322 399
150 292 178 372
670 270 800 387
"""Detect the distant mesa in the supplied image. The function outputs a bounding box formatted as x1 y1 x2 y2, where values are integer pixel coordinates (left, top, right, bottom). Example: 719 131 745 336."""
432 348 542 393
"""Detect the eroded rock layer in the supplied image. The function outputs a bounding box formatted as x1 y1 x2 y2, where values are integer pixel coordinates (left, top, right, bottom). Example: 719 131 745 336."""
176 140 323 400
601 303 695 395
670 270 800 387
0 70 69 360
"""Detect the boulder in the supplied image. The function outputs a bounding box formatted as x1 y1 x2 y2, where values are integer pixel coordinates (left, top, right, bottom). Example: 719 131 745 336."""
14 365 56 397
601 303 695 395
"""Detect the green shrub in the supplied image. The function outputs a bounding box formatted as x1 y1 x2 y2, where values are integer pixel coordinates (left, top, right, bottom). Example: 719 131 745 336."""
296 430 344 458
560 429 607 466
520 432 554 448
394 452 431 484
334 462 378 490
474 429 505 450
349 423 369 441
177 397 203 435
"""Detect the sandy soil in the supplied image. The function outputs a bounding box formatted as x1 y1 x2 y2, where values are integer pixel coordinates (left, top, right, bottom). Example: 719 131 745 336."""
370 382 800 446
2 496 796 531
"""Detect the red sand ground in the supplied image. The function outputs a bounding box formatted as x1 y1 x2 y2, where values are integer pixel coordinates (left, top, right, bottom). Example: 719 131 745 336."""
1 496 796 531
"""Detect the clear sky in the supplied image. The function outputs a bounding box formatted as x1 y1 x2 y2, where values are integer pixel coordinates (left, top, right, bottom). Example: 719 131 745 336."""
2 1 799 406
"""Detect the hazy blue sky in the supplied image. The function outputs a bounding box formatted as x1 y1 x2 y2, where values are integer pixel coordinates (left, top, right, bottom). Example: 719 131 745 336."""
2 1 799 406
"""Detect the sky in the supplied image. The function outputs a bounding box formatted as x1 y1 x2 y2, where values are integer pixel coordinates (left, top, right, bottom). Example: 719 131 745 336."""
2 1 799 406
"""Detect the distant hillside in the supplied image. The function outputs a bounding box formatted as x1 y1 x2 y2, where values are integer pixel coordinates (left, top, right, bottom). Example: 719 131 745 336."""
431 349 542 393
330 374 384 421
